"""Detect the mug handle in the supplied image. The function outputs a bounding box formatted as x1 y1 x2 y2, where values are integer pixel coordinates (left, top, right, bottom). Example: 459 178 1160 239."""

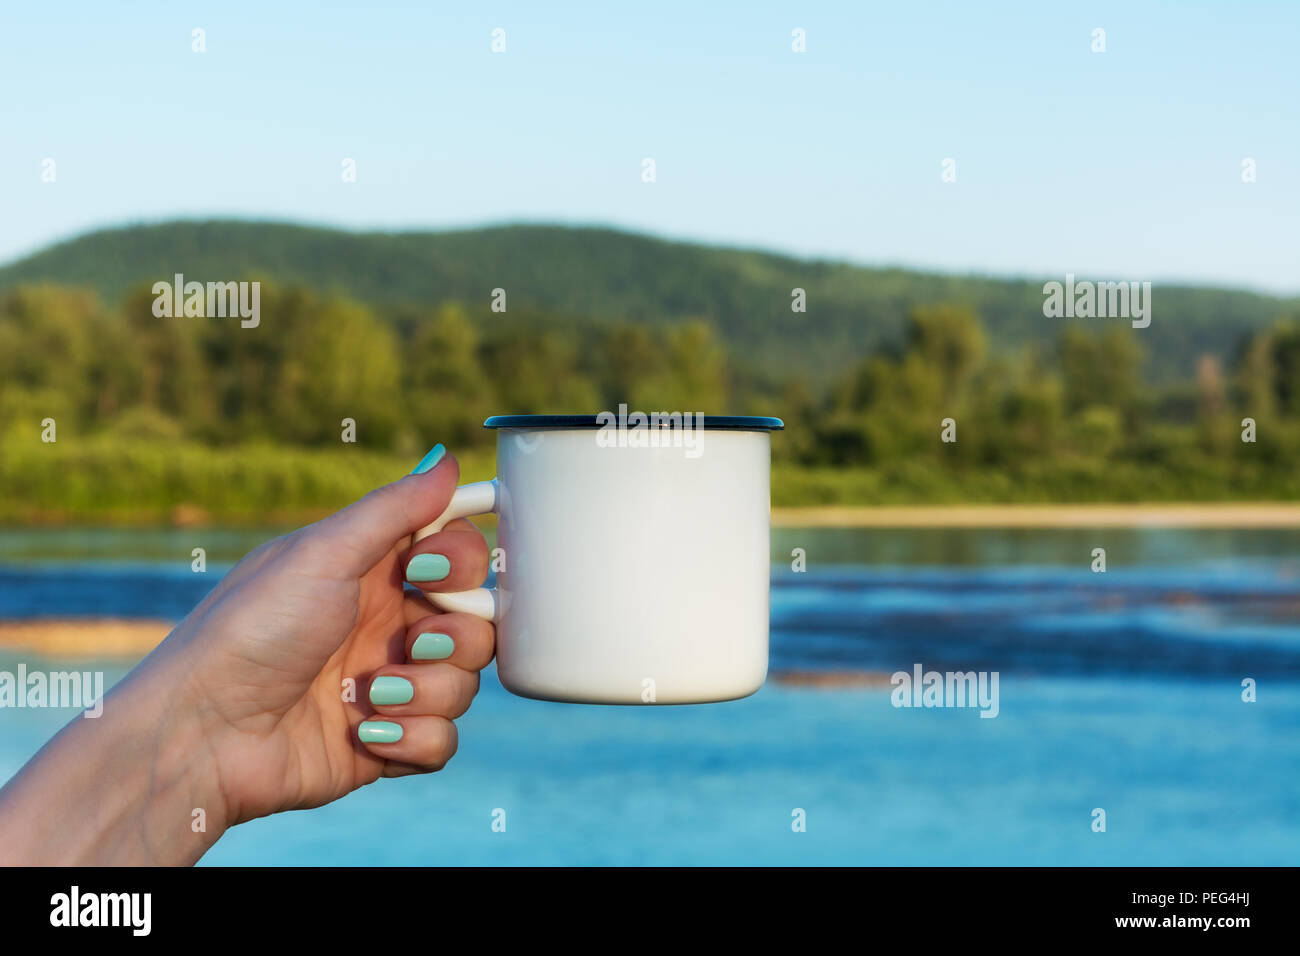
412 478 501 622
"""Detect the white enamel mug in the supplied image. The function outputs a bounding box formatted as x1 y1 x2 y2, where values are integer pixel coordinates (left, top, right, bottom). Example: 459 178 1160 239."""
413 413 784 704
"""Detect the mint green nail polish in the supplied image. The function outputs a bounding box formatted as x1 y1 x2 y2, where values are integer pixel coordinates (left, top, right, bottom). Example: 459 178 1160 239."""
412 632 455 661
358 720 403 744
410 444 446 475
406 553 450 582
369 676 414 706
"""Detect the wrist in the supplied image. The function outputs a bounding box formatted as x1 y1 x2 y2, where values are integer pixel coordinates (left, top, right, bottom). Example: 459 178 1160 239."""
0 635 232 865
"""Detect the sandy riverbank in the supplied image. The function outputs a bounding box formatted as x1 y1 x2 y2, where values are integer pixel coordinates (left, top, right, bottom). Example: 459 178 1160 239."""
0 621 903 689
769 669 895 688
6 502 1299 531
771 502 1300 528
0 619 171 658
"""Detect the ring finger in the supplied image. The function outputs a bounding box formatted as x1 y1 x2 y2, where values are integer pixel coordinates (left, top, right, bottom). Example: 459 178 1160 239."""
366 663 480 719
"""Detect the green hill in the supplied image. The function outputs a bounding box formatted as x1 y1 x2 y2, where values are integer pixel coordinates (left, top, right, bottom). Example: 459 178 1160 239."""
0 219 1294 383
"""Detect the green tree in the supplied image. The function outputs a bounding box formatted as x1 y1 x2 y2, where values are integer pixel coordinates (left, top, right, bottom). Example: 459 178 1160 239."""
0 286 106 427
635 321 728 412
484 331 601 414
1061 326 1143 416
904 304 987 406
281 298 403 447
406 303 496 449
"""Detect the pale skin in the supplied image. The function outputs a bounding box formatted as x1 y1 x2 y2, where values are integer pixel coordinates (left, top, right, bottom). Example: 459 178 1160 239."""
0 451 490 865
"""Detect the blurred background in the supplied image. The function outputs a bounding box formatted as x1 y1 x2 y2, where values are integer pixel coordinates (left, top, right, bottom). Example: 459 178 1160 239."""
1 1 1297 863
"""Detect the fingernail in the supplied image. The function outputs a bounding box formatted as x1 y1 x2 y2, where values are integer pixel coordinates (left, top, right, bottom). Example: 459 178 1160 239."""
358 720 403 744
412 632 455 661
406 553 450 582
369 676 414 706
410 444 446 475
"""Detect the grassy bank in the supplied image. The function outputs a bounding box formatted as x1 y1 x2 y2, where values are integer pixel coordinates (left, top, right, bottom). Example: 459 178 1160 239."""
770 503 1300 527
0 438 496 525
771 458 1300 506
2 438 1297 526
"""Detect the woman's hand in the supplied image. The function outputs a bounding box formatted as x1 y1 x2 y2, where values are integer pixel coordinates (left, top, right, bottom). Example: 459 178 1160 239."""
0 446 493 865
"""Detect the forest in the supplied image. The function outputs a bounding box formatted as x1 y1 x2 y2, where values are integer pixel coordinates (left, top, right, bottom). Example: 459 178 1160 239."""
1 222 1297 523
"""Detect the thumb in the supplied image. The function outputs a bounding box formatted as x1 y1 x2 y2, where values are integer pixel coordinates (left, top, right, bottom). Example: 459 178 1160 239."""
310 445 460 578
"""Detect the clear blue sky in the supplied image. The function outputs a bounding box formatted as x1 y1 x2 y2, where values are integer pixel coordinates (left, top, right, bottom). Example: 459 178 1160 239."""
2 0 1296 291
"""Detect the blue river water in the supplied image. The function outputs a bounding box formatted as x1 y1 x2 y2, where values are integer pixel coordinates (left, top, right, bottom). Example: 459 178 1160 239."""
1 526 1297 865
